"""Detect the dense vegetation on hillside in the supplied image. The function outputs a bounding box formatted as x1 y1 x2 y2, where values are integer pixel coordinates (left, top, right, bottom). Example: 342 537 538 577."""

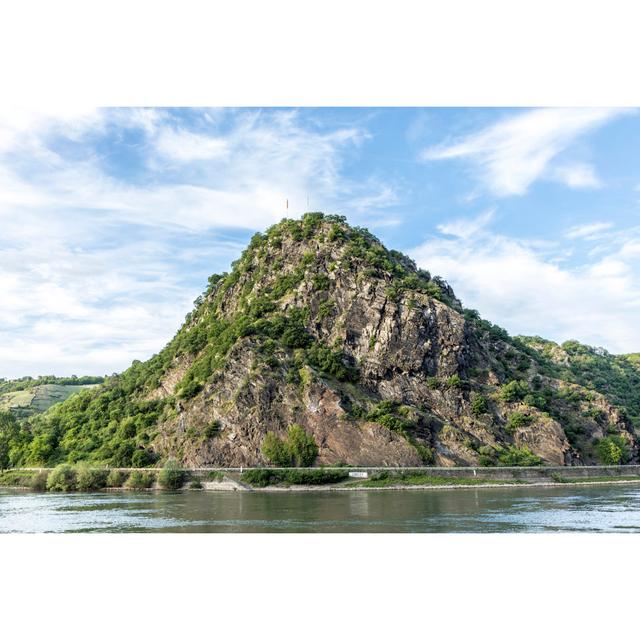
0 212 638 469
0 411 24 469
1 213 461 467
516 337 640 430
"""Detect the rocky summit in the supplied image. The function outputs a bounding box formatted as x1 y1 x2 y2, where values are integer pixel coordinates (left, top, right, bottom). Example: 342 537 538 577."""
7 213 639 469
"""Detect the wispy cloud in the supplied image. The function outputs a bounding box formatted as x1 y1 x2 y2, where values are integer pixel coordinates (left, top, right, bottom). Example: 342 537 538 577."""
153 128 230 162
552 163 602 189
411 214 640 353
0 108 379 232
2 107 638 377
421 108 627 196
566 221 613 239
0 108 397 377
437 208 495 239
0 106 105 153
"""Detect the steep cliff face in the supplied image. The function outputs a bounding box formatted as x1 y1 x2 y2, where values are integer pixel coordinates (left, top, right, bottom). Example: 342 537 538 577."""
17 213 638 468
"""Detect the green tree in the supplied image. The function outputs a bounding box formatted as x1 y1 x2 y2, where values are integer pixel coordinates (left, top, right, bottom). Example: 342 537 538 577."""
125 470 154 490
595 435 630 465
261 425 319 467
0 411 19 470
131 449 155 468
27 435 55 466
75 464 107 491
497 446 542 467
471 394 488 416
106 469 127 487
30 470 49 492
500 380 529 403
158 459 185 490
46 464 77 492
261 432 293 466
287 424 318 466
505 411 534 434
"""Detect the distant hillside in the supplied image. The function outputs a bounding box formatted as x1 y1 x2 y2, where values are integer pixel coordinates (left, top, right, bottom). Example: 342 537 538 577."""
1 213 638 469
516 338 640 432
0 376 104 419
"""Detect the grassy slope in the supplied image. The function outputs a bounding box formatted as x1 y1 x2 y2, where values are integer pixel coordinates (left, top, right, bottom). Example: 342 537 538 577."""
0 384 101 418
0 389 35 412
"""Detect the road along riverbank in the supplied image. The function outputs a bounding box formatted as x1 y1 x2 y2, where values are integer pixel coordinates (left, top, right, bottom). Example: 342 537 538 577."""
4 464 640 492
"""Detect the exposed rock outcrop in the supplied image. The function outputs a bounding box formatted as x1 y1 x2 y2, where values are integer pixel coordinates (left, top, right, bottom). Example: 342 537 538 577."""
145 214 636 467
22 213 638 468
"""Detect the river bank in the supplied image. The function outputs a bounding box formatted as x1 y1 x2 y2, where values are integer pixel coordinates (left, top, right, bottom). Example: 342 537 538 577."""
4 465 640 493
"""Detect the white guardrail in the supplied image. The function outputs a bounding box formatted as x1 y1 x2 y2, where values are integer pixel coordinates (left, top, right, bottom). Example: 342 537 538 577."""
12 465 640 473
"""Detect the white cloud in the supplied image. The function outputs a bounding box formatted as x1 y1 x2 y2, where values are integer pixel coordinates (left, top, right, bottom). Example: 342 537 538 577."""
566 221 613 239
411 216 640 354
0 106 105 153
0 108 379 232
437 208 495 239
552 163 602 189
153 128 230 162
0 107 396 378
0 228 197 377
421 108 627 196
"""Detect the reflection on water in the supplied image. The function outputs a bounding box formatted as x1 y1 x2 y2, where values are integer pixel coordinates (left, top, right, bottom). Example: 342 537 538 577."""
2 484 640 533
348 492 370 518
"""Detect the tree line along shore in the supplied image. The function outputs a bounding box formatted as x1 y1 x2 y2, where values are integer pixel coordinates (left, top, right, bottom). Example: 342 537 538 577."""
3 462 640 492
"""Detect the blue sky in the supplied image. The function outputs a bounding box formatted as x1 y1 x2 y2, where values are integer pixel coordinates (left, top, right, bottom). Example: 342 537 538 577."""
1 106 640 378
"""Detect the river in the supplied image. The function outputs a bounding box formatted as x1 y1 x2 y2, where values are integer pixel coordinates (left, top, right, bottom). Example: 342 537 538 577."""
2 484 640 532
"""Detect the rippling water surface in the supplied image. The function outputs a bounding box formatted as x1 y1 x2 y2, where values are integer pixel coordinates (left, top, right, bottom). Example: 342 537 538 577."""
2 484 640 533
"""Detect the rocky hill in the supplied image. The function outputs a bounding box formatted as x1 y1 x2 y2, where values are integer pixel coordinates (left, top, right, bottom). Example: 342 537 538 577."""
3 213 638 469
